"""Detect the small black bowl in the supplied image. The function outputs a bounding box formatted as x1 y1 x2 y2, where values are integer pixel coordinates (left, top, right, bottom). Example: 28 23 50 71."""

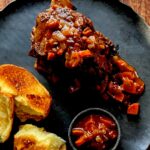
68 108 121 150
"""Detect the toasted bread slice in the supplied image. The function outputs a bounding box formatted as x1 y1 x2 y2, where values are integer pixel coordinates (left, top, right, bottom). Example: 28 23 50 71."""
0 64 52 122
14 124 66 150
0 93 14 143
15 94 51 122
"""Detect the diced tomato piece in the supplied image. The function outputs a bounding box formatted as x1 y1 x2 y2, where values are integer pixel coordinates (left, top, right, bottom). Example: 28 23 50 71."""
113 93 125 102
108 81 124 102
79 50 93 58
122 77 144 95
57 48 64 55
100 117 116 128
122 78 137 94
47 52 55 60
82 27 93 36
134 78 145 94
46 20 59 29
122 72 136 79
108 82 123 94
127 103 140 115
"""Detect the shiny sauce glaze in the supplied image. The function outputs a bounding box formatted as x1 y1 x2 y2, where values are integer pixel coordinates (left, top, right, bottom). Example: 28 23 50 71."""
72 114 118 150
30 3 145 115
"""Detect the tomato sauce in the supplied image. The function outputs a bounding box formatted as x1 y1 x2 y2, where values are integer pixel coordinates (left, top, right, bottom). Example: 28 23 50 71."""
72 114 118 150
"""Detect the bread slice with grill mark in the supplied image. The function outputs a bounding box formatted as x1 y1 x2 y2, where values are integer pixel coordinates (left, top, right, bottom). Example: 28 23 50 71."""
0 64 52 122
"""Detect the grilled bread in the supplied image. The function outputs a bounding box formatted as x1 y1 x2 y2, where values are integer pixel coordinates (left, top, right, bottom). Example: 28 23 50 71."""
0 93 14 143
0 64 52 122
14 124 66 150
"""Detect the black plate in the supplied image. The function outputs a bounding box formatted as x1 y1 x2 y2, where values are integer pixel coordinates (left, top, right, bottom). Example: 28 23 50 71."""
0 0 150 150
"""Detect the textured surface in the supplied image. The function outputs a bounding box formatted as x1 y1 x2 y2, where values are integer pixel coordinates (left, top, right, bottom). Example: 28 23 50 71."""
120 0 150 26
0 0 16 11
0 0 150 150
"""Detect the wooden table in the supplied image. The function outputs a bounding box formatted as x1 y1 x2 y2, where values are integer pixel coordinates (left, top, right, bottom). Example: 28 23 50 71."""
0 0 150 26
120 0 150 26
0 0 15 11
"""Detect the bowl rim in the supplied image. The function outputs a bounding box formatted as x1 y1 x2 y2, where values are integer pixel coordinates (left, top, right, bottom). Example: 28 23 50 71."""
68 108 121 150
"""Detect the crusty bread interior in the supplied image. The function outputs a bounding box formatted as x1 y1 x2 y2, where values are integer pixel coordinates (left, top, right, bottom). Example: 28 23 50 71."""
15 94 51 122
0 64 52 122
0 93 14 143
14 124 66 150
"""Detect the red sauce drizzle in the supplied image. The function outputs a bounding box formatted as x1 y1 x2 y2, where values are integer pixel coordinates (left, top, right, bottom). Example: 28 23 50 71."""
72 114 118 150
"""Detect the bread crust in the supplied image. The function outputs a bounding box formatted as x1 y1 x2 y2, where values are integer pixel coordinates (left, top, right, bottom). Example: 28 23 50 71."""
0 93 14 143
0 64 52 122
14 124 66 150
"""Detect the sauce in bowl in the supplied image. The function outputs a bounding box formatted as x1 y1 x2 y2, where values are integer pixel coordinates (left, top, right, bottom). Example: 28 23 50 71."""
68 108 120 150
72 114 118 150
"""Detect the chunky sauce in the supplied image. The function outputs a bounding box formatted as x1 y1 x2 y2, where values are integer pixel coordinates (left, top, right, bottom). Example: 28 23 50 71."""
72 114 118 150
30 2 145 115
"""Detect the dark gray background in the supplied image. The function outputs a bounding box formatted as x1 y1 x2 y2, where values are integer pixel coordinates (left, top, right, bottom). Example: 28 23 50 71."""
0 0 150 149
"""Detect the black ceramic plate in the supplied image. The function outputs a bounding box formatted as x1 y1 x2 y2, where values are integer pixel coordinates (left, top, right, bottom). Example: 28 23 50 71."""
0 0 150 150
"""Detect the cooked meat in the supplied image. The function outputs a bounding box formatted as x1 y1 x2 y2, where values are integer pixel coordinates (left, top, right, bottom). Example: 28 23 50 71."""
29 0 144 112
14 124 66 150
0 93 14 143
0 64 52 122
